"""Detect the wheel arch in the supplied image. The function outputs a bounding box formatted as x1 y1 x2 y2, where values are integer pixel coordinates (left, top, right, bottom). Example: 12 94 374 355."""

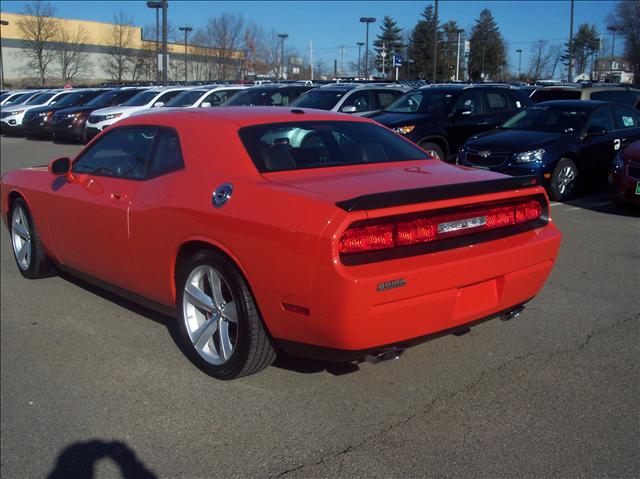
6 189 31 223
416 135 449 158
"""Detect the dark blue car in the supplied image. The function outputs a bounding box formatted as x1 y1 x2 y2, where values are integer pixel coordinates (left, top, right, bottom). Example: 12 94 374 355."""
458 100 640 200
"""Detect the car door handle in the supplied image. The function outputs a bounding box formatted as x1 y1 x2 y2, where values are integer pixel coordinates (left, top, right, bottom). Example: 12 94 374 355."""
110 192 128 202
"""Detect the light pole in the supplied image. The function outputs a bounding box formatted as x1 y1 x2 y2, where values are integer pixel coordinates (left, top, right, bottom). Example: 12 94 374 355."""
432 0 439 82
455 29 463 82
607 25 617 82
146 1 162 84
277 33 288 80
516 49 522 80
0 19 8 90
360 17 376 79
179 26 192 82
567 0 574 81
356 42 364 78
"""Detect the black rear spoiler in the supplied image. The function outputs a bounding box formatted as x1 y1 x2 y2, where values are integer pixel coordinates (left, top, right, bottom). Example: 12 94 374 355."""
335 175 539 212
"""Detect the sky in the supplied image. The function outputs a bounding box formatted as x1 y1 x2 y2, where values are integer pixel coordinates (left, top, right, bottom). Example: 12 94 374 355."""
0 0 620 76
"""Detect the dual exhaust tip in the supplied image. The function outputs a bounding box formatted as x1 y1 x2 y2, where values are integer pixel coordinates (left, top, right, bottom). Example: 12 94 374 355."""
364 304 526 364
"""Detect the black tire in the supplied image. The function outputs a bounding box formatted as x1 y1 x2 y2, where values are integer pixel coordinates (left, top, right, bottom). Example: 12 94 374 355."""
176 249 275 380
9 198 54 279
549 158 578 201
419 142 445 162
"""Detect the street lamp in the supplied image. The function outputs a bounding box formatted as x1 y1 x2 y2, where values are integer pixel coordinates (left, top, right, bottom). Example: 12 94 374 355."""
146 1 163 84
277 33 288 80
359 17 375 79
607 25 617 81
516 49 522 80
179 26 192 82
455 29 464 82
0 19 8 90
356 42 364 78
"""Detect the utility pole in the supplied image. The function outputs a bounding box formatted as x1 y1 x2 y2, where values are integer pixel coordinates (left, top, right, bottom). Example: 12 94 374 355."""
455 29 463 81
356 42 364 77
516 48 522 80
339 45 345 76
607 25 617 82
381 42 387 78
0 19 8 90
360 17 376 79
432 0 439 82
179 26 192 82
309 40 314 81
278 33 288 80
162 1 168 84
567 0 574 82
146 2 162 84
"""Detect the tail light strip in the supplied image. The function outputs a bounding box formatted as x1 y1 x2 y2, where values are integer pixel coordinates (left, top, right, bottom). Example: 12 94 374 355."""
340 198 543 255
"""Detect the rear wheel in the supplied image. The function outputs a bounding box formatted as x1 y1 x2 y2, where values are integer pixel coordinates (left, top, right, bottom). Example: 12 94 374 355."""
176 250 275 380
10 198 53 279
550 158 578 201
419 142 445 162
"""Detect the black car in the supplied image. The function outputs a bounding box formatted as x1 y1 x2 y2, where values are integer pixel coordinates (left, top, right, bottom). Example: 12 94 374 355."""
222 84 315 107
368 85 531 162
22 89 108 139
50 87 148 143
458 100 640 200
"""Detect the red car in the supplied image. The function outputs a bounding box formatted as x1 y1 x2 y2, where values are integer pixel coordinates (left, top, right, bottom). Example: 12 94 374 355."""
609 140 640 208
1 108 562 379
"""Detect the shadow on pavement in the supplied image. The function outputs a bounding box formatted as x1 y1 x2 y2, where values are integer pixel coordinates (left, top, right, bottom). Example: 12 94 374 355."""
47 440 156 479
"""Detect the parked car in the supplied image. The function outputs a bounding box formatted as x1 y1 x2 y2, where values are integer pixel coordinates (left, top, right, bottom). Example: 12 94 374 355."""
84 87 190 141
609 140 640 208
289 83 407 116
161 85 247 108
0 107 561 379
531 85 640 109
368 85 531 162
50 87 148 143
0 90 44 109
222 84 314 107
22 89 108 139
457 100 640 200
1 90 73 135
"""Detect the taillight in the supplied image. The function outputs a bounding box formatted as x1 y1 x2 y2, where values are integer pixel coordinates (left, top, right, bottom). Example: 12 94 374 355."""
339 198 543 255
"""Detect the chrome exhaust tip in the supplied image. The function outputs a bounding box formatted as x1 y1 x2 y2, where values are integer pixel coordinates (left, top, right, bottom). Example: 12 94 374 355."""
501 305 525 321
365 348 404 364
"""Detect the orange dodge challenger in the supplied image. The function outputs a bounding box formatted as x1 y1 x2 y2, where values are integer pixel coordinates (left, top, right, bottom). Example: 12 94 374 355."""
1 107 562 379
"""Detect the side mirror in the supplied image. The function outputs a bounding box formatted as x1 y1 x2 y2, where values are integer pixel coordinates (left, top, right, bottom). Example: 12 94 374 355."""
200 102 212 108
341 105 357 114
49 157 71 176
586 125 607 136
153 101 164 108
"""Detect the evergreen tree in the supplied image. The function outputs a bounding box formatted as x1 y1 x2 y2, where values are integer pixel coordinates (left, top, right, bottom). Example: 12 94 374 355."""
373 16 404 77
562 23 599 79
408 4 437 80
439 20 463 81
468 9 506 81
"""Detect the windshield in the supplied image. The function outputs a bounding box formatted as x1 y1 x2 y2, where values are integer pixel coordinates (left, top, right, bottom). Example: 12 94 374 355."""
501 106 589 134
54 90 100 107
26 92 56 105
165 90 207 107
122 90 159 106
531 90 580 103
0 93 10 102
225 89 289 106
6 92 33 105
87 90 125 107
384 89 457 114
239 121 428 173
290 90 347 110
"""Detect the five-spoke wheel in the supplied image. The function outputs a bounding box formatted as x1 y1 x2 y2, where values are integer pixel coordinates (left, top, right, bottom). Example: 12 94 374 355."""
9 198 52 279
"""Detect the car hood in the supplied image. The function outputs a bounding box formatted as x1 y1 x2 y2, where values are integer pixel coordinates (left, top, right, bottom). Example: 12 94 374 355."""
264 160 507 206
56 104 105 115
368 111 441 127
91 105 147 116
1 104 43 113
468 129 565 150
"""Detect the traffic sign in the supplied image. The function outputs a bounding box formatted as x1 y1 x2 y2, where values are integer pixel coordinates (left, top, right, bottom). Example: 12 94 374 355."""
392 54 403 67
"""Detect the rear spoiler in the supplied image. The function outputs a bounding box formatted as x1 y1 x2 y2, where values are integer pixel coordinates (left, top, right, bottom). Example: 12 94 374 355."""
335 176 539 212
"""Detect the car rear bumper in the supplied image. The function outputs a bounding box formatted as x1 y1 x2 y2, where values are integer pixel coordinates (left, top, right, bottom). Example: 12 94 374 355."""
257 222 562 355
608 171 640 206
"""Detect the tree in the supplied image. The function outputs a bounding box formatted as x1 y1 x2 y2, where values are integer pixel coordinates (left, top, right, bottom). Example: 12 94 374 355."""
204 13 244 80
439 21 463 81
563 23 599 79
607 0 640 81
373 16 403 77
103 11 135 82
16 1 57 85
529 39 551 80
547 44 563 79
468 9 507 81
53 20 92 82
408 4 437 80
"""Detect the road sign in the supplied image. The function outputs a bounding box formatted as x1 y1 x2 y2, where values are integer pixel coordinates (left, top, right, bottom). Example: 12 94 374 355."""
393 54 403 67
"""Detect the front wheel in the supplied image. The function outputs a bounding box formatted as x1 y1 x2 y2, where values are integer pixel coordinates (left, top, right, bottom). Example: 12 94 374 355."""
419 142 445 162
176 250 276 380
10 198 53 279
549 158 578 201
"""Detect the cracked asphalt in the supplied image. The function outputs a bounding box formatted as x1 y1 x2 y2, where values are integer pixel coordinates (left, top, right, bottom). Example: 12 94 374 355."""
1 136 639 478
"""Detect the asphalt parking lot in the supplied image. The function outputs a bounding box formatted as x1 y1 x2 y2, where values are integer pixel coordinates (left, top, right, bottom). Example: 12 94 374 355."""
1 135 638 478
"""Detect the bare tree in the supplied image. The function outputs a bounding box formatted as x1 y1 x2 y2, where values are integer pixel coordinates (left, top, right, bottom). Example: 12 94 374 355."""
242 21 269 78
53 20 92 82
205 13 244 80
103 11 135 82
547 44 563 79
528 39 551 80
16 0 57 85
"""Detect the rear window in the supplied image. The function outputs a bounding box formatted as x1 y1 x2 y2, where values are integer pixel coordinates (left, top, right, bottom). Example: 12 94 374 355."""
590 90 632 105
239 121 428 173
531 89 581 102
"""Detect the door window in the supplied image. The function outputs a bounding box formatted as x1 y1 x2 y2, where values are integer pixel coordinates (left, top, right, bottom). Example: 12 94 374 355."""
375 90 402 109
590 90 632 105
484 91 510 112
341 91 371 112
72 128 158 179
147 130 184 177
202 89 236 106
587 107 614 131
453 91 484 115
156 90 184 105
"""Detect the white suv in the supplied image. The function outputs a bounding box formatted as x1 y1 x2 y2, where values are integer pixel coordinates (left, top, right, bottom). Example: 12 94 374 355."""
1 90 72 135
84 87 189 141
290 83 408 116
161 85 247 108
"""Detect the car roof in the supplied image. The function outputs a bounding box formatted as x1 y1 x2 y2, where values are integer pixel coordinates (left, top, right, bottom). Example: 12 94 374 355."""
534 99 615 109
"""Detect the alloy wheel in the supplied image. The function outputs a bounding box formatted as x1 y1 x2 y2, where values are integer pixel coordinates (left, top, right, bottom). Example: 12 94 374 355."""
11 206 32 271
557 165 576 195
